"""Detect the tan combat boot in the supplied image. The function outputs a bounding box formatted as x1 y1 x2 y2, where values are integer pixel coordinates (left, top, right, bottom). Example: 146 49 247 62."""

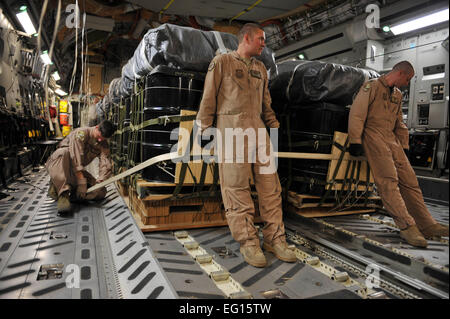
57 191 72 214
47 182 58 201
263 240 297 263
399 225 428 248
420 223 449 240
239 245 267 268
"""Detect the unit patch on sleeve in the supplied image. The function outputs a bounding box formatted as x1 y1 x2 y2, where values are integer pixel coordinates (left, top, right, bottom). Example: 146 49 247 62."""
363 83 371 92
76 130 86 141
250 70 261 79
208 61 215 71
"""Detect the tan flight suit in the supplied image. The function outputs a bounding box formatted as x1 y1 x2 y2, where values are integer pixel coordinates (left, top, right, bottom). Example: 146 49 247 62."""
349 75 436 230
45 127 111 200
197 51 286 247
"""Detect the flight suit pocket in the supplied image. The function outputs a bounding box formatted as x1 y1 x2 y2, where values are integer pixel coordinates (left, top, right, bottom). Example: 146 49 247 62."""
227 76 245 90
388 99 400 113
221 77 244 109
250 73 262 90
387 102 399 130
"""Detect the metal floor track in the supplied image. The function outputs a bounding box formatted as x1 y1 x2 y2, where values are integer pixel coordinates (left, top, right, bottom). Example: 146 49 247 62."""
0 167 176 299
319 209 449 269
0 167 448 299
282 202 449 299
145 227 361 299
0 168 370 299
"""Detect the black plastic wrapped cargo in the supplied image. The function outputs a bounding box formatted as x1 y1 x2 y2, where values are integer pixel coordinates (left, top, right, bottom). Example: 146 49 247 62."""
140 66 205 182
279 102 349 155
141 143 175 182
285 102 349 135
278 102 350 196
117 23 277 99
270 60 379 110
119 97 132 159
141 105 179 182
109 102 120 163
280 131 334 153
111 102 119 127
129 140 141 164
129 92 145 165
124 97 131 120
121 119 131 156
285 166 329 197
142 106 180 147
279 131 332 196
144 66 205 109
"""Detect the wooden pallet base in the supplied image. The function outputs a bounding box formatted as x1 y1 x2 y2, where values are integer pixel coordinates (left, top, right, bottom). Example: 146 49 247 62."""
116 180 129 197
131 187 225 226
116 181 262 232
285 190 382 218
135 179 221 201
118 182 375 230
130 215 230 233
287 191 383 210
286 203 377 218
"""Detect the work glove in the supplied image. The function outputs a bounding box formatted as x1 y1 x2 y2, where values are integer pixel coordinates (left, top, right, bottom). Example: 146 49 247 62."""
83 179 105 201
76 179 87 199
403 148 410 159
348 144 364 157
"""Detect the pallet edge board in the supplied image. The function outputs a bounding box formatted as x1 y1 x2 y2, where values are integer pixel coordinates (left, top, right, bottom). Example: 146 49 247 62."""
287 204 376 218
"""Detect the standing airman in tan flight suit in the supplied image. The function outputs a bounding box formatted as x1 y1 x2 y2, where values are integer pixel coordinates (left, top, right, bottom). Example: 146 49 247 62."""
46 120 115 213
348 61 448 247
196 23 296 267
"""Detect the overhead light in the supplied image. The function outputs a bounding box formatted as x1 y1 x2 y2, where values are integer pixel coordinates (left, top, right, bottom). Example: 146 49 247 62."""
52 71 60 81
422 73 445 81
382 25 390 32
40 51 52 65
298 53 306 60
55 88 68 96
16 7 37 35
390 8 449 35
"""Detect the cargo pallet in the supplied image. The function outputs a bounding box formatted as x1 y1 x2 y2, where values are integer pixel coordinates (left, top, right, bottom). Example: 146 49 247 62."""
286 191 382 218
116 180 262 232
107 108 382 226
280 131 382 218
